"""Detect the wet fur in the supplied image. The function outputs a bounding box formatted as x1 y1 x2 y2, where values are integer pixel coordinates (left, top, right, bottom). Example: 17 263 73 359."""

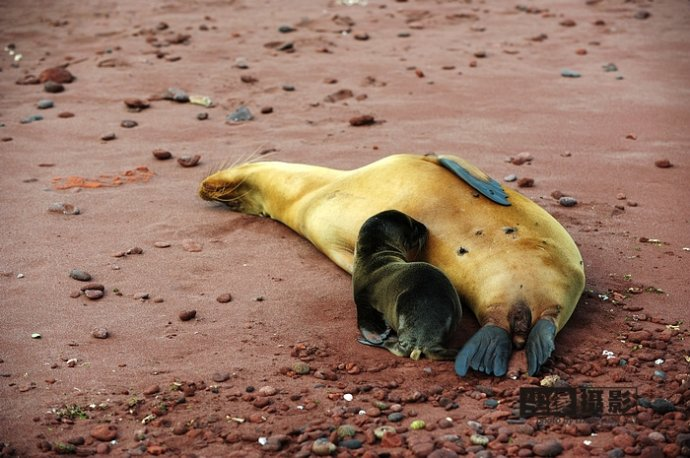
352 210 461 360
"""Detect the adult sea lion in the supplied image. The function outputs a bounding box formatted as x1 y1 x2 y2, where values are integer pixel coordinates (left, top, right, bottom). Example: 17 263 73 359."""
199 154 585 376
353 210 461 361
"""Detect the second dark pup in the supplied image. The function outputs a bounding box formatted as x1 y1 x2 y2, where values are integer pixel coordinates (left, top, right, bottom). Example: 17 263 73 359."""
352 210 462 360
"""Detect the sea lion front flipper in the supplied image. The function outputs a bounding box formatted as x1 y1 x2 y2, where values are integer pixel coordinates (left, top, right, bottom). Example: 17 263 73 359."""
437 157 511 206
358 327 392 347
525 319 557 376
455 325 511 376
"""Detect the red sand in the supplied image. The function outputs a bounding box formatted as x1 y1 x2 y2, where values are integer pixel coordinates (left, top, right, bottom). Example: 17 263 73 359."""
1 1 689 456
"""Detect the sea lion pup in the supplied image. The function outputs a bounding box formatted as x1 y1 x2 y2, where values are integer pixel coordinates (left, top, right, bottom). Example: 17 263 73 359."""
352 210 461 360
199 154 585 376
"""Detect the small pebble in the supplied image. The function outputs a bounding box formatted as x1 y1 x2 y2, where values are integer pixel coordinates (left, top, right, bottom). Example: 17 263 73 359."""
101 133 116 141
47 202 80 215
634 10 651 20
84 289 104 300
182 239 202 252
533 439 564 456
484 399 499 409
44 81 64 93
81 283 105 291
504 174 517 182
517 177 534 188
39 66 74 84
143 384 160 395
179 310 197 321
260 106 273 114
559 196 578 207
341 439 363 449
178 155 201 167
654 159 672 168
470 434 489 446
349 115 376 126
387 412 405 422
282 84 295 91
152 149 172 160
649 398 675 414
172 423 188 435
37 99 54 109
374 425 396 439
226 106 254 123
212 372 230 382
234 57 249 69
410 419 426 430
92 327 109 339
293 361 310 375
561 68 582 78
31 333 41 339
90 424 118 442
511 152 533 165
312 438 336 456
648 432 665 443
69 269 92 282
337 424 357 439
124 98 150 111
20 115 43 124
165 87 189 103
196 112 208 120
603 63 618 72
216 293 232 303
154 241 171 248
278 25 296 33
121 120 138 128
257 385 277 396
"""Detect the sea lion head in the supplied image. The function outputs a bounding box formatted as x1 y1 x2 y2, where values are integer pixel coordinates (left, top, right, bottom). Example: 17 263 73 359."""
394 311 457 361
359 209 428 259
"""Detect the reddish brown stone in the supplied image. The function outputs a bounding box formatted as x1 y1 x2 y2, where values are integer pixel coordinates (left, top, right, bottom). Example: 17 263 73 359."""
39 66 75 84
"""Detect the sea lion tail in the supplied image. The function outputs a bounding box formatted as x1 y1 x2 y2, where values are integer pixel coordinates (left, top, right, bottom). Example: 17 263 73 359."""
508 302 532 349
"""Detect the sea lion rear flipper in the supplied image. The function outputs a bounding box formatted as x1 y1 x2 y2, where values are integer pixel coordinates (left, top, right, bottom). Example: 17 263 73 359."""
437 157 511 206
525 319 557 376
454 325 511 376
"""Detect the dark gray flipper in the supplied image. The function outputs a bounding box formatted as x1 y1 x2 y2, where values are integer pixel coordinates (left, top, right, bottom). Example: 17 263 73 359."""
438 157 511 206
455 325 512 376
526 319 557 376
358 327 392 347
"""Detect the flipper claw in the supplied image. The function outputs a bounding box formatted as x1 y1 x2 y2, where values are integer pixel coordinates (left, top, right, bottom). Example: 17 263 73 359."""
455 325 511 377
526 319 557 376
